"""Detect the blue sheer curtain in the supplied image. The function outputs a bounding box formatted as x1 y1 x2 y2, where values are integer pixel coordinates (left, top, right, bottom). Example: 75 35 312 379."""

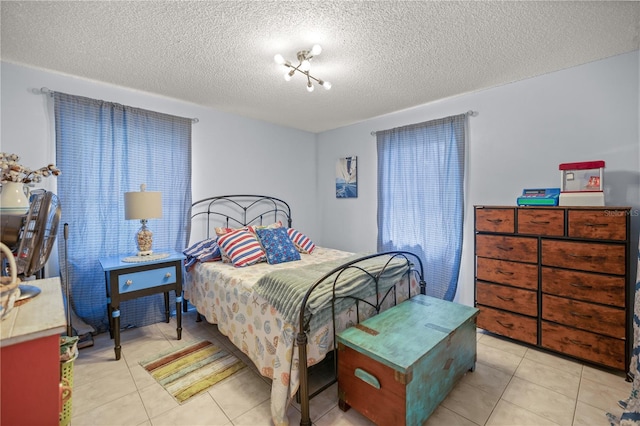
54 92 192 332
377 114 466 301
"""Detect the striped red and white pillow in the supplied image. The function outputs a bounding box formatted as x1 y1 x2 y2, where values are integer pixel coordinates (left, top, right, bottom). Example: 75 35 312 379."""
286 228 316 254
217 229 266 267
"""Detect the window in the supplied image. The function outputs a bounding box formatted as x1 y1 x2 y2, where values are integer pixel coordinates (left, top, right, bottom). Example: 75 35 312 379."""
377 114 466 300
54 92 192 332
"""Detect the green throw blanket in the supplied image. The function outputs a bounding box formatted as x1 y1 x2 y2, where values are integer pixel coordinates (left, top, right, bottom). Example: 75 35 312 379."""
253 253 409 330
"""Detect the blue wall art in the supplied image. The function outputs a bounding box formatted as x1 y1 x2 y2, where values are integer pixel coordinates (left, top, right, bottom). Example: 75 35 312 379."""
336 156 357 198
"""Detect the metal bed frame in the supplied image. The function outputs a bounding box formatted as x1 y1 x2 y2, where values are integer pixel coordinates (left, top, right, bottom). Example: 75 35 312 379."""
187 195 426 426
189 194 292 241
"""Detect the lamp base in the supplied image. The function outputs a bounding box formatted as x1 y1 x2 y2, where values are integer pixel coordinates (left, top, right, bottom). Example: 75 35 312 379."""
135 220 154 255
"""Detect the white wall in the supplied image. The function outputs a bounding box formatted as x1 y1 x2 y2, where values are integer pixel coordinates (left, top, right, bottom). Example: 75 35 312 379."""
1 61 319 275
3 52 639 304
317 51 640 306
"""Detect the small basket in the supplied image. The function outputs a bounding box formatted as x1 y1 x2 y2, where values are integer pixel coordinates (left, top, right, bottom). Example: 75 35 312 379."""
59 353 77 426
0 242 21 320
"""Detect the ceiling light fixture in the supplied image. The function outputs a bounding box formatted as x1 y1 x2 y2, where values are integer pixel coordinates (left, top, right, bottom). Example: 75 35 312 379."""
274 44 332 92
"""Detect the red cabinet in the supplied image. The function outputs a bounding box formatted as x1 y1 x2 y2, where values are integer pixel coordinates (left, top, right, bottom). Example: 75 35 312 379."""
1 277 67 425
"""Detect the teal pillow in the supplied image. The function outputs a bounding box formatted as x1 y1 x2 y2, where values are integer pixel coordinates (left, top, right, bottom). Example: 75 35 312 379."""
256 227 301 265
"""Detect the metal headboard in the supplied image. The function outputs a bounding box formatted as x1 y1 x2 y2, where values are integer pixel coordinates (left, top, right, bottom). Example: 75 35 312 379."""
188 195 292 244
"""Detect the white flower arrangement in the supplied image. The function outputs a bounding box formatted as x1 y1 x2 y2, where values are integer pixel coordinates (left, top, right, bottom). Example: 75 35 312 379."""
0 152 61 184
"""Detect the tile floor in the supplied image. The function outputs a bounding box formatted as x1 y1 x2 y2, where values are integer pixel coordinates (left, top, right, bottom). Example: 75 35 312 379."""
71 309 631 426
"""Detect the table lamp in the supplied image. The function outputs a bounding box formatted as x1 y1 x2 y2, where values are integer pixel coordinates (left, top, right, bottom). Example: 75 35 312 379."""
124 184 162 256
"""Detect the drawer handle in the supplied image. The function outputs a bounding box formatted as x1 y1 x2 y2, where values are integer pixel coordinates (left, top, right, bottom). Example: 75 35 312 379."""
530 220 550 225
569 339 592 348
496 245 513 252
496 269 514 276
486 219 503 224
569 311 593 319
570 282 593 290
497 295 514 302
567 253 594 261
165 272 172 278
354 368 381 389
497 320 514 329
125 279 133 286
585 222 608 228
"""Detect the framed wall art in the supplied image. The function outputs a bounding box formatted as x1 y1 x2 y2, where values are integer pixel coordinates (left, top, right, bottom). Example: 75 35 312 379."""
336 156 357 198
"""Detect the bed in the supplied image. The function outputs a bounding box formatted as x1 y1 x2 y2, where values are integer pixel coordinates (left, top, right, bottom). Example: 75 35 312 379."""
183 195 426 426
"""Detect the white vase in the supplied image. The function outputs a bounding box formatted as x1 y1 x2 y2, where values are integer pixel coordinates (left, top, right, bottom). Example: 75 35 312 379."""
0 182 30 215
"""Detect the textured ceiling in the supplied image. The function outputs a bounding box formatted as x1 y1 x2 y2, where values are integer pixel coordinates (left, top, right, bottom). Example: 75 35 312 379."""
1 1 639 133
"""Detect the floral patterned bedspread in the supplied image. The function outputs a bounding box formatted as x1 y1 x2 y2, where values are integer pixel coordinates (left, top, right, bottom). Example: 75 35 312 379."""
183 246 418 425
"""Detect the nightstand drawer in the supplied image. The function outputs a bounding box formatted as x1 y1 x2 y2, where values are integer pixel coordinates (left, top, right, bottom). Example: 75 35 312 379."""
118 266 177 293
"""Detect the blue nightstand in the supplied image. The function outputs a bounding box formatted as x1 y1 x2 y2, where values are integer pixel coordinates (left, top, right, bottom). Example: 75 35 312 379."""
99 251 186 360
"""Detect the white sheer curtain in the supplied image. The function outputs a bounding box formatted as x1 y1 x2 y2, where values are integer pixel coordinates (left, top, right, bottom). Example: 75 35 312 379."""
54 92 192 332
377 114 466 300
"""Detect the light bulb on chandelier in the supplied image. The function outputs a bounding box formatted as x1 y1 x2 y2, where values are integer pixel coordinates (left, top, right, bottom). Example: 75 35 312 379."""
310 44 322 56
284 69 295 81
274 44 331 92
319 80 332 90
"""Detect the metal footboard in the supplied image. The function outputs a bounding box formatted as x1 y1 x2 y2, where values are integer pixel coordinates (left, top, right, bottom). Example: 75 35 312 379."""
296 251 426 426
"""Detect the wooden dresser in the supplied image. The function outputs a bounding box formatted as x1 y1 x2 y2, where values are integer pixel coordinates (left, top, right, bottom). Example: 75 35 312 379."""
474 206 631 373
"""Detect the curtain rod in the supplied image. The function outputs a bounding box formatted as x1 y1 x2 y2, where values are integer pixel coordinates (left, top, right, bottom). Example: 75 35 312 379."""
370 110 476 136
39 87 199 123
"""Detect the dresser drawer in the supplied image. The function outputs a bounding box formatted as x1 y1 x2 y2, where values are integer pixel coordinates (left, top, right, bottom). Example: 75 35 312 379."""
568 209 628 241
477 306 537 345
542 294 624 339
541 321 625 370
541 240 625 275
476 234 537 263
542 267 625 308
476 258 538 290
517 209 564 236
117 266 177 294
476 282 537 317
476 208 515 233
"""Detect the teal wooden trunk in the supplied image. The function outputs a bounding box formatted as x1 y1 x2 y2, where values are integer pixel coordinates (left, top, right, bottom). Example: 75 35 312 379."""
337 294 479 426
